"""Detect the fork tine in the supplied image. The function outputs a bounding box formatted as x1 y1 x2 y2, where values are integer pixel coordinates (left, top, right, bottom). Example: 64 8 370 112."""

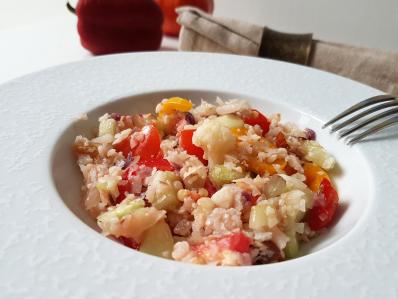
339 107 398 138
347 115 398 145
322 94 396 128
330 100 398 132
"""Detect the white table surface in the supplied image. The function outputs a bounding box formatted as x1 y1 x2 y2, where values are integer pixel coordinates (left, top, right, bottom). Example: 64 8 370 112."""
0 0 397 85
0 14 178 85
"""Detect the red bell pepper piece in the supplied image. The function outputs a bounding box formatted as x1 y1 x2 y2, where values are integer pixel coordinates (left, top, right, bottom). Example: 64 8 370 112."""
307 179 339 231
249 194 260 205
119 236 140 250
179 129 206 163
113 135 132 158
216 232 252 253
138 156 174 171
116 180 132 204
243 109 271 134
204 178 217 197
114 124 162 160
68 0 163 55
241 191 259 205
132 124 161 161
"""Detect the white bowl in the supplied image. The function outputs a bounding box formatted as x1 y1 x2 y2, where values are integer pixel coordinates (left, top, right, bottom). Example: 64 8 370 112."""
0 52 396 298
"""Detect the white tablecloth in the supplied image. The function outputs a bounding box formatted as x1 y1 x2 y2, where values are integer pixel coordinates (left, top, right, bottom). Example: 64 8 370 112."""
0 14 178 84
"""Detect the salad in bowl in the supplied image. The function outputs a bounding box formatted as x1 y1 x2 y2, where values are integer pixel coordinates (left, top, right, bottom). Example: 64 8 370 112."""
74 97 339 266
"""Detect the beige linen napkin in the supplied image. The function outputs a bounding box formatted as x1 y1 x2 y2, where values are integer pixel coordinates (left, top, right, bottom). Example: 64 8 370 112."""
177 7 398 95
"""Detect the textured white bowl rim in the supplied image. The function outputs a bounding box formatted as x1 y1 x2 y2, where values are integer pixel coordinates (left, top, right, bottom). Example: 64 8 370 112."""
0 52 397 299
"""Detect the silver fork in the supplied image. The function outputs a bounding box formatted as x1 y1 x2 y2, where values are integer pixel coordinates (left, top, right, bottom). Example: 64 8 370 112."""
323 94 398 145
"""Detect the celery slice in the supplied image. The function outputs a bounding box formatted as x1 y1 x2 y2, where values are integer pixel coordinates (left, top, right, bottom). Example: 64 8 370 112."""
147 171 181 211
140 220 174 259
99 118 117 136
98 198 145 222
301 140 335 170
284 231 300 259
209 165 245 188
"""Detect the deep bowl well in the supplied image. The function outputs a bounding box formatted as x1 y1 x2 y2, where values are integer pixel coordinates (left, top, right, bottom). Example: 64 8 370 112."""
51 89 374 261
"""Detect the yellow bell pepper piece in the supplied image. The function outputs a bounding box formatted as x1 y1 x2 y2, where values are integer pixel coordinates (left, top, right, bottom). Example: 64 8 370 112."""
159 97 193 115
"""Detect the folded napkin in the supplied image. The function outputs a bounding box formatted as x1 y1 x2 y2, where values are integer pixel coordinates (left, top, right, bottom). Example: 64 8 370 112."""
177 7 398 95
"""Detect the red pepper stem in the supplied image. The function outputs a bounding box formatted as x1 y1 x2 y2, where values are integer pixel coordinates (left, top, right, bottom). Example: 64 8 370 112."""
66 1 76 14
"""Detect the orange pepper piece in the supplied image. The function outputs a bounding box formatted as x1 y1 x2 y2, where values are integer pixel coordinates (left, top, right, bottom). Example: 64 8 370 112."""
159 97 192 115
260 138 276 149
248 157 286 175
303 162 330 192
230 127 248 137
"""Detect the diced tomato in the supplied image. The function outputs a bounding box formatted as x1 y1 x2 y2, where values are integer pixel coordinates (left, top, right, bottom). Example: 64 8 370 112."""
190 243 205 256
116 180 132 203
275 132 288 148
243 109 271 134
113 125 161 159
133 125 161 161
121 170 128 181
204 178 217 197
284 164 297 176
306 179 339 231
250 195 260 205
122 163 139 180
179 129 207 164
217 232 252 253
113 135 132 157
242 191 259 205
138 156 174 171
119 236 140 250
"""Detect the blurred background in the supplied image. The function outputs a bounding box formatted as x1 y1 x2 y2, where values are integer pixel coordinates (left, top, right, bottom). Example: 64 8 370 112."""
1 0 397 50
0 0 397 83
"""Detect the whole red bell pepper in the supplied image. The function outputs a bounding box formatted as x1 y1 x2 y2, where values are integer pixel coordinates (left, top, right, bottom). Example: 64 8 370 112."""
67 0 164 55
